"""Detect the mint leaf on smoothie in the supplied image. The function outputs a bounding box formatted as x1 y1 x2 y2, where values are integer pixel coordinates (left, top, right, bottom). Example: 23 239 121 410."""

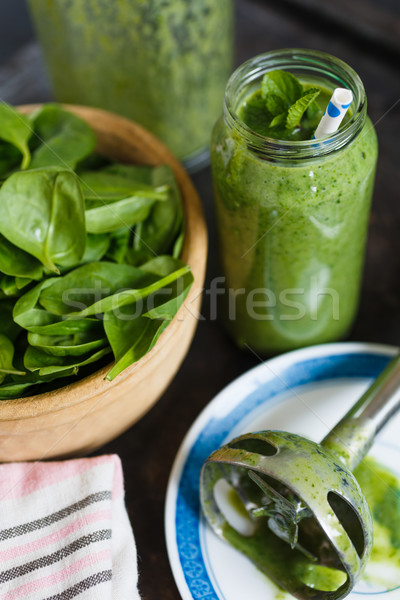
240 92 274 137
270 113 287 128
264 93 287 117
261 70 302 107
239 69 323 140
286 88 320 130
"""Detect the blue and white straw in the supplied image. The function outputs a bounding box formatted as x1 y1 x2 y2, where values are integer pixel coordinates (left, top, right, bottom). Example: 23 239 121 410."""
313 88 353 139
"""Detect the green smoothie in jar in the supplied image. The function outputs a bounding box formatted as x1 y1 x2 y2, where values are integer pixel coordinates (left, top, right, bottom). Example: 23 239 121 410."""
28 0 234 170
211 49 378 354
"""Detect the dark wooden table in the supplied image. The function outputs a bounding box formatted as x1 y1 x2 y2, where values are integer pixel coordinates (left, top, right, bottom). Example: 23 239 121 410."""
1 1 400 598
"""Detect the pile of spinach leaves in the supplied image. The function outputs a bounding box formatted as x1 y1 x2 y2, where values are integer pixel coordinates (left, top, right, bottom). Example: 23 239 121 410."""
0 102 192 399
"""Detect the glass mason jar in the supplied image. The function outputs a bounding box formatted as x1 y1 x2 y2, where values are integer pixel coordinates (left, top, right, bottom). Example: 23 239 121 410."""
211 49 378 354
28 0 234 170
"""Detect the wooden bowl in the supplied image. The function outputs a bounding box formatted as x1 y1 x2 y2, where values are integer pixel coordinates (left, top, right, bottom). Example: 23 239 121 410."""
0 105 207 462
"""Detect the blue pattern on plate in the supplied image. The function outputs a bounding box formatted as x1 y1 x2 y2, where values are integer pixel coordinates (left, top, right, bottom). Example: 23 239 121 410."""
175 352 391 599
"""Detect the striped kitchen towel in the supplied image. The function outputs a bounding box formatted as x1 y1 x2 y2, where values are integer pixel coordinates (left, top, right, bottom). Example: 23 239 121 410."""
0 455 140 599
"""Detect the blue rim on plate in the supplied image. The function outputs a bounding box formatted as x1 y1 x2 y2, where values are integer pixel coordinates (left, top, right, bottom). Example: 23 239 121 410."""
165 342 399 600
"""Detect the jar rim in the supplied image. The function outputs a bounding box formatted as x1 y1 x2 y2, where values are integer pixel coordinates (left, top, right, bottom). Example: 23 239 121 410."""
224 48 367 160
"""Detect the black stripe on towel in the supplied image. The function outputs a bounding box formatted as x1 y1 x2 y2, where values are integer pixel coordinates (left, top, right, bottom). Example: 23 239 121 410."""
0 530 111 583
43 569 112 600
0 491 111 541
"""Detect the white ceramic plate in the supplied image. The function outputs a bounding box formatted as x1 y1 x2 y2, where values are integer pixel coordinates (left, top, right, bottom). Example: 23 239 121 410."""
165 342 400 600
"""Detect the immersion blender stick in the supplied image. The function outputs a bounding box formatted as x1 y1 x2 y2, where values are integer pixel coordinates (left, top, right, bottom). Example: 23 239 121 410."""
322 353 400 470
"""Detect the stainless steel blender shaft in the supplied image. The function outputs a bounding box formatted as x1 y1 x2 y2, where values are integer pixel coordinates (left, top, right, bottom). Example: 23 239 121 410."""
322 352 400 470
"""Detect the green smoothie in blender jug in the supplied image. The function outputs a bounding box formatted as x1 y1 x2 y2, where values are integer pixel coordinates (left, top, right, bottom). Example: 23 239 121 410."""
29 0 234 170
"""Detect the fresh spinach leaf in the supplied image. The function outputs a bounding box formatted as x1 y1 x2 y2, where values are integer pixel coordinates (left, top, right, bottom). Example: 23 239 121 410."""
0 334 25 382
0 235 43 280
85 192 166 234
0 167 86 272
0 363 83 398
81 234 111 264
143 270 193 320
99 163 154 184
26 318 102 337
79 170 165 200
27 331 107 357
105 228 131 264
0 380 42 400
38 262 156 315
140 255 189 277
103 266 192 381
0 275 21 298
29 104 96 169
66 263 191 318
0 299 22 341
172 229 184 259
14 281 103 336
24 345 111 376
124 247 153 267
13 279 58 330
76 152 111 172
15 277 33 290
0 141 24 179
105 313 167 381
78 168 169 234
133 165 183 259
0 102 32 169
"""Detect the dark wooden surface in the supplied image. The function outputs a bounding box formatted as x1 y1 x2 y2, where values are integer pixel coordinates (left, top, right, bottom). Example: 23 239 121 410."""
1 1 400 598
266 0 400 55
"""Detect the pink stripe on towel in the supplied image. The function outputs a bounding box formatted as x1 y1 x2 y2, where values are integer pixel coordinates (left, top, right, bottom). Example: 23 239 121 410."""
0 456 118 501
0 549 111 600
0 509 112 562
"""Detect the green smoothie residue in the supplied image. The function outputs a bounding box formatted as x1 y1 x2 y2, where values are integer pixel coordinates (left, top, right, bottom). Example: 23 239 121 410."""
227 486 253 521
295 564 347 591
222 515 346 594
238 69 338 140
221 457 400 596
354 457 400 588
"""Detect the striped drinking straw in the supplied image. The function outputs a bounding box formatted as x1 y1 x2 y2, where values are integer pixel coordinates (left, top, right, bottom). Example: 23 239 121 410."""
313 88 353 139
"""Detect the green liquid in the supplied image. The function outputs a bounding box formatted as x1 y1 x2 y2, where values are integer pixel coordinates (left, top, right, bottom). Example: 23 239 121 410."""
211 77 378 353
28 0 233 162
222 457 400 596
354 457 400 588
